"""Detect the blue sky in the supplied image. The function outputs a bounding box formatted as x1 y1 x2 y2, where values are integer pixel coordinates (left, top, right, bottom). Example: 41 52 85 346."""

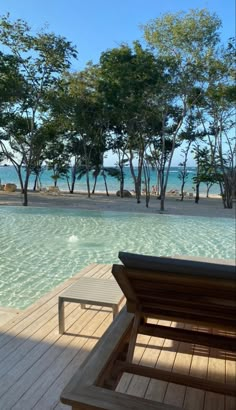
1 0 235 165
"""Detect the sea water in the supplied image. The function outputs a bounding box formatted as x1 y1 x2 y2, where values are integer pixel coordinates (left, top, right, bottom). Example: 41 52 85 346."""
0 165 221 195
0 206 234 309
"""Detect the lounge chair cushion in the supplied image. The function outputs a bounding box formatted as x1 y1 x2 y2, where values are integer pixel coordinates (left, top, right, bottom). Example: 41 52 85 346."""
118 252 236 280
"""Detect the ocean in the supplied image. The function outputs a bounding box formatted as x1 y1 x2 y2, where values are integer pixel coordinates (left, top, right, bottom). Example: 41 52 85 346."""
0 165 221 195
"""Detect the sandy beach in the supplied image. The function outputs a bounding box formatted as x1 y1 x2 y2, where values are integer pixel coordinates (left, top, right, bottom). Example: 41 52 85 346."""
0 189 235 219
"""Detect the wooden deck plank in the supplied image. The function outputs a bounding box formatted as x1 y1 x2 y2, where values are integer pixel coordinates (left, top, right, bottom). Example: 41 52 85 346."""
204 333 226 410
116 320 159 394
225 358 236 410
124 320 164 399
163 325 193 408
0 307 106 408
183 327 209 410
12 309 111 410
0 302 82 398
0 264 99 350
0 263 234 410
144 320 172 403
0 265 104 363
0 266 112 408
0 301 77 381
32 312 114 410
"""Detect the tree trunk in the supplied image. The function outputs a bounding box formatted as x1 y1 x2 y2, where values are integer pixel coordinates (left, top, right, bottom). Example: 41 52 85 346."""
86 169 91 198
156 169 160 199
103 174 109 196
206 183 213 198
195 183 200 203
22 173 30 206
33 175 38 191
119 166 124 198
15 166 24 193
223 177 233 208
180 179 185 201
136 163 143 204
70 166 77 193
129 158 139 202
129 151 143 204
160 186 166 211
66 176 71 193
92 175 98 194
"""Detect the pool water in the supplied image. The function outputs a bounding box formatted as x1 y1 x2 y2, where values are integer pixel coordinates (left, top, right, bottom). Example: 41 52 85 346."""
0 206 235 309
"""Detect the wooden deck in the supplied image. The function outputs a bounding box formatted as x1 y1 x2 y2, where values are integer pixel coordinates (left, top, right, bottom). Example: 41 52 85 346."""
0 264 235 410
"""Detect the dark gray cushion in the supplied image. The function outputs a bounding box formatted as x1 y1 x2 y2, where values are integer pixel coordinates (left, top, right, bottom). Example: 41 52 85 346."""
118 252 236 280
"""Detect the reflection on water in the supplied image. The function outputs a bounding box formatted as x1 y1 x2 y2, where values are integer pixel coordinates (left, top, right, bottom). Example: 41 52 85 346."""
68 235 79 243
0 206 234 309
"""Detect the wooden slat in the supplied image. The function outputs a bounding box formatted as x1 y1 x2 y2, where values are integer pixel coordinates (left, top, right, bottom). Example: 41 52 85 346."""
126 313 141 363
139 324 236 351
67 384 181 410
143 320 175 403
163 324 193 408
61 308 134 401
183 326 209 410
131 279 236 300
225 358 236 410
126 268 236 292
126 319 173 402
112 265 139 304
116 319 163 395
115 361 236 396
136 306 236 331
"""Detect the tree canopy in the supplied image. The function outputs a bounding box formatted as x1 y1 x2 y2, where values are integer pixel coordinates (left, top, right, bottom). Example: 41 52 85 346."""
0 10 235 208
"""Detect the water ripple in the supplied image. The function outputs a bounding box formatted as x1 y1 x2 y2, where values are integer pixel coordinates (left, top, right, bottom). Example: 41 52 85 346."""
0 206 235 309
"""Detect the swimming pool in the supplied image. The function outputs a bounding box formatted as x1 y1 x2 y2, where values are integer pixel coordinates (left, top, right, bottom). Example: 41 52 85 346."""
0 206 235 309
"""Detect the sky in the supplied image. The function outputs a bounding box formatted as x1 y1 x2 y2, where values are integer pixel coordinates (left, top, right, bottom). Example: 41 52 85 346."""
0 0 235 165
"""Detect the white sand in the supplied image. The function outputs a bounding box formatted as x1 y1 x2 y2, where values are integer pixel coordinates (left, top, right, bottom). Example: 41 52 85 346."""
0 189 235 218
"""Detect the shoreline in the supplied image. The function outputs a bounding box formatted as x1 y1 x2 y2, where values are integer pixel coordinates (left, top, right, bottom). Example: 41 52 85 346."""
0 189 235 219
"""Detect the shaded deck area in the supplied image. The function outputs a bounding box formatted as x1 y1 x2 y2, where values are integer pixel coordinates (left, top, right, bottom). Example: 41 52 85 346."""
0 264 235 410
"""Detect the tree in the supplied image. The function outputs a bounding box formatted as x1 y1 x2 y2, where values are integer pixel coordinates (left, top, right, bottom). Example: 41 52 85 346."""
177 112 202 200
192 145 222 203
98 43 164 203
0 115 48 192
0 15 77 205
142 8 222 211
49 67 109 198
111 132 129 198
195 38 236 208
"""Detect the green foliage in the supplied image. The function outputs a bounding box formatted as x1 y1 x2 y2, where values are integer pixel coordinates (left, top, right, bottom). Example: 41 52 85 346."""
0 10 234 207
143 9 221 58
192 146 222 185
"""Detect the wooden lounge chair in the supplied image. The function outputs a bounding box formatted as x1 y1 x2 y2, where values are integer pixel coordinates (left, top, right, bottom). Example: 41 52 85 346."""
61 253 236 409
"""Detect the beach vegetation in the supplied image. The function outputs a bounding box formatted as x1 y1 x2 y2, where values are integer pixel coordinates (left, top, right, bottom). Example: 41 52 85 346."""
178 111 203 201
98 42 165 203
142 8 224 210
48 67 110 198
192 145 220 203
0 10 235 209
193 37 236 208
0 14 77 205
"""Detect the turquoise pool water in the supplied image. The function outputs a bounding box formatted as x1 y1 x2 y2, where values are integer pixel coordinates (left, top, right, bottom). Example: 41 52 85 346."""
0 206 235 309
